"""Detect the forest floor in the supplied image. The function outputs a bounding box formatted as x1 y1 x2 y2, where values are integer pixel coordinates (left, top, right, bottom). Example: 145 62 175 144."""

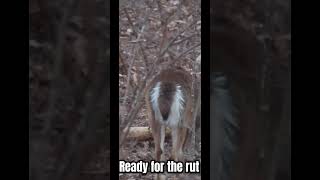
119 105 201 180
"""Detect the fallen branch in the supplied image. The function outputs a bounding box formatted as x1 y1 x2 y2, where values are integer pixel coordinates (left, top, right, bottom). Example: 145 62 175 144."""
122 126 172 141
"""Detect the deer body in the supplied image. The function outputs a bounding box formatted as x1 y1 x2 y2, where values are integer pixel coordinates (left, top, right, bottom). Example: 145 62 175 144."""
145 68 193 163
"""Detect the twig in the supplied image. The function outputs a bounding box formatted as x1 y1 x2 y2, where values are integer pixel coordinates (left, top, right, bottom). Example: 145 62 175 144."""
121 47 137 124
171 33 198 46
159 19 198 57
192 78 201 151
124 8 148 68
165 42 200 68
123 8 139 38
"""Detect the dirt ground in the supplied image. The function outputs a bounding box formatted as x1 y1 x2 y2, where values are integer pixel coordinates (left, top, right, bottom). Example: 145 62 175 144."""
119 106 201 180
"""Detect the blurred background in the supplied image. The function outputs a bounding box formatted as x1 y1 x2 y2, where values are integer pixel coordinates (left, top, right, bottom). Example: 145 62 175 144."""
210 0 291 180
29 0 110 179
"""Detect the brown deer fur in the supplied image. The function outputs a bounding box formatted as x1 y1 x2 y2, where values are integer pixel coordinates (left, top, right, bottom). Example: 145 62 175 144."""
145 68 193 163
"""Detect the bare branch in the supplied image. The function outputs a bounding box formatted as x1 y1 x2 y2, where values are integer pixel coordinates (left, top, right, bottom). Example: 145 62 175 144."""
159 19 198 57
164 42 200 68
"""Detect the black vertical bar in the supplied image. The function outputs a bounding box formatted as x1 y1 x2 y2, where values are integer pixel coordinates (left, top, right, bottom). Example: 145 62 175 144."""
110 0 119 179
201 0 211 179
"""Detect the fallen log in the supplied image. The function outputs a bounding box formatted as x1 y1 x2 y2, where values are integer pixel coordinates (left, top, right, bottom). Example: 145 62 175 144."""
123 126 172 141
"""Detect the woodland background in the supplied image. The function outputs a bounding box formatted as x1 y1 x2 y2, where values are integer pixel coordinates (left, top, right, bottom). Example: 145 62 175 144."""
29 0 109 180
29 0 290 180
211 0 291 180
119 0 201 179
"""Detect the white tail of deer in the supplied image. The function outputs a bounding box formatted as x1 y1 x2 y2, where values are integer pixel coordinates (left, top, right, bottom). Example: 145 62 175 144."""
145 68 193 172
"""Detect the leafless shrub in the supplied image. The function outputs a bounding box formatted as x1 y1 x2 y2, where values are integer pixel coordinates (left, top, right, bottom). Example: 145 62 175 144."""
119 0 201 147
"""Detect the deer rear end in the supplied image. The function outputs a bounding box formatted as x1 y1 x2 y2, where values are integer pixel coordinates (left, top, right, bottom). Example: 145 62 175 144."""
145 68 193 163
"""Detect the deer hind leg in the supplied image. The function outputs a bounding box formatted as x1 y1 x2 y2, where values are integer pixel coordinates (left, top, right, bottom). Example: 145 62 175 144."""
151 122 166 180
159 125 166 180
171 127 188 162
150 120 162 161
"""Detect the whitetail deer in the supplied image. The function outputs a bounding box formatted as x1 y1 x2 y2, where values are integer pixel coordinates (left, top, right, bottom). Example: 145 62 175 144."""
145 68 193 165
